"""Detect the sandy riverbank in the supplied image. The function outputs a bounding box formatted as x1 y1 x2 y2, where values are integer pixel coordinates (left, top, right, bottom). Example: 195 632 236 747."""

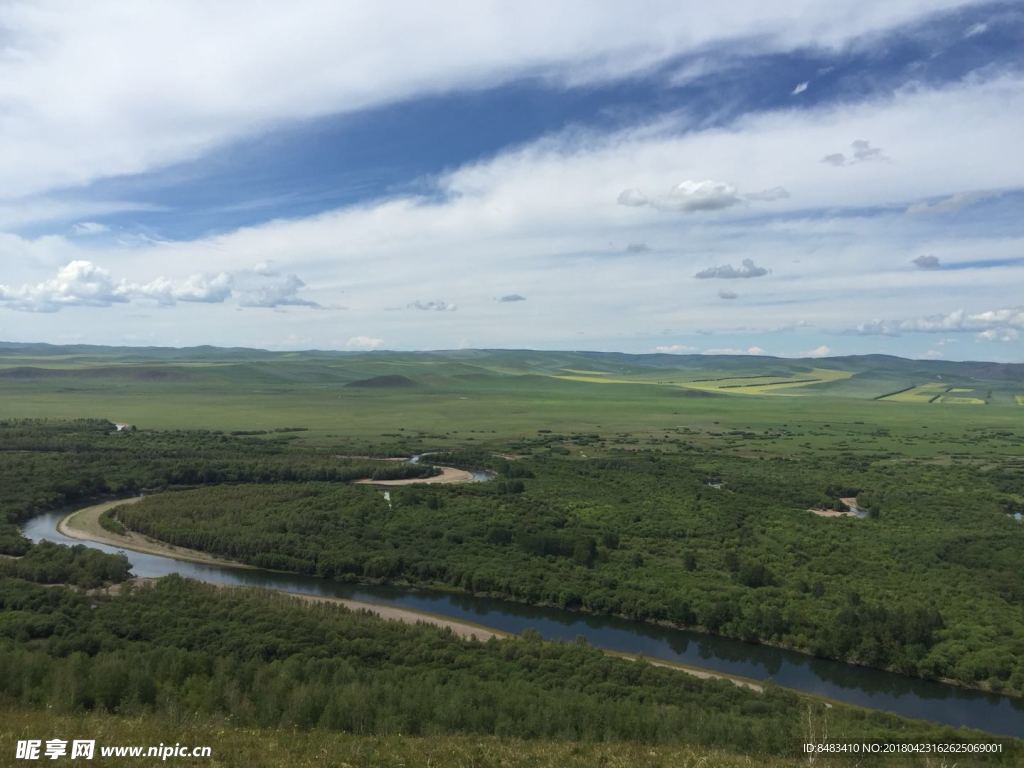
283 591 506 640
58 499 253 569
355 465 476 485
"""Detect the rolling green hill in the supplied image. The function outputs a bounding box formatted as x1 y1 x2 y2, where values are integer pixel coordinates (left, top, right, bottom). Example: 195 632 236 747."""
0 343 1019 440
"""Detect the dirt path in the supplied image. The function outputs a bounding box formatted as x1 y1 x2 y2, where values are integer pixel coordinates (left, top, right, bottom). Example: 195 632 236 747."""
59 499 252 569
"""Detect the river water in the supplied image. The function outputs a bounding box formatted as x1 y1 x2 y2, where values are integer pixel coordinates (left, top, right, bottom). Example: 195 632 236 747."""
22 510 1024 738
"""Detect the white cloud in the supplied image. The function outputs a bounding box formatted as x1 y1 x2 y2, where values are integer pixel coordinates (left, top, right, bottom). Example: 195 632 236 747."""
409 299 457 311
718 289 738 299
0 260 316 312
791 81 809 95
2 70 1022 351
855 307 1024 336
0 260 130 312
964 21 988 37
704 346 765 355
695 258 769 279
345 335 384 349
804 344 831 357
654 344 696 353
977 328 1019 342
235 270 317 308
0 1 986 200
618 179 786 212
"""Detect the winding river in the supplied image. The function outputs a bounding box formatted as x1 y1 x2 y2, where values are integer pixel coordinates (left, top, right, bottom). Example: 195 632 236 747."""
22 510 1024 738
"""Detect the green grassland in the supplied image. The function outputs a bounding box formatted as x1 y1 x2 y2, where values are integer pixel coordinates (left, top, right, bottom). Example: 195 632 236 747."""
0 344 1021 446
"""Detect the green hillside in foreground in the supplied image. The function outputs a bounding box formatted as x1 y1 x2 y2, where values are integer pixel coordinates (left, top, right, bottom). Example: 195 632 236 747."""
3 706 1010 768
0 706 931 768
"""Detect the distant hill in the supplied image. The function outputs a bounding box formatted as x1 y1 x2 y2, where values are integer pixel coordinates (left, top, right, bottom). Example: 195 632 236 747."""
0 341 1020 405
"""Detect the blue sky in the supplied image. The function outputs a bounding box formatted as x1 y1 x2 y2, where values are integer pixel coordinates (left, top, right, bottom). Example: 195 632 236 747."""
1 0 1022 360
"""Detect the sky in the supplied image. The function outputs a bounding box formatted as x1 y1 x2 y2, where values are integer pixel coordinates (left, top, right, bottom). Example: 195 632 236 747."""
1 1 1023 361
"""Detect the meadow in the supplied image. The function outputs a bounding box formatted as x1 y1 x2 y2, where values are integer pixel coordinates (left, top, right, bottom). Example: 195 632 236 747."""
1 343 1022 760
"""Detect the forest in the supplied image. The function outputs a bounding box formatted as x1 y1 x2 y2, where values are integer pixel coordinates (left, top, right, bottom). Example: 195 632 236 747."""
5 417 1024 699
0 418 431 555
0 541 129 588
0 574 1013 762
118 444 1024 695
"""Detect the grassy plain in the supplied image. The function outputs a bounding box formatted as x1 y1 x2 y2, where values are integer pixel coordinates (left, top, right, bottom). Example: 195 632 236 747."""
0 346 1020 451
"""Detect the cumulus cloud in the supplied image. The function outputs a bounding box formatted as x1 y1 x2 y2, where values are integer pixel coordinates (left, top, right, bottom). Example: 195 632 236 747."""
804 344 831 357
912 254 941 269
821 139 887 166
345 335 384 350
654 344 696 354
235 270 317 308
0 261 130 312
618 180 743 212
704 346 766 355
498 294 526 302
71 221 110 236
617 180 790 213
854 307 1024 337
977 328 1019 343
409 299 457 311
718 289 738 299
0 260 316 312
132 272 235 305
791 81 809 95
695 258 769 279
